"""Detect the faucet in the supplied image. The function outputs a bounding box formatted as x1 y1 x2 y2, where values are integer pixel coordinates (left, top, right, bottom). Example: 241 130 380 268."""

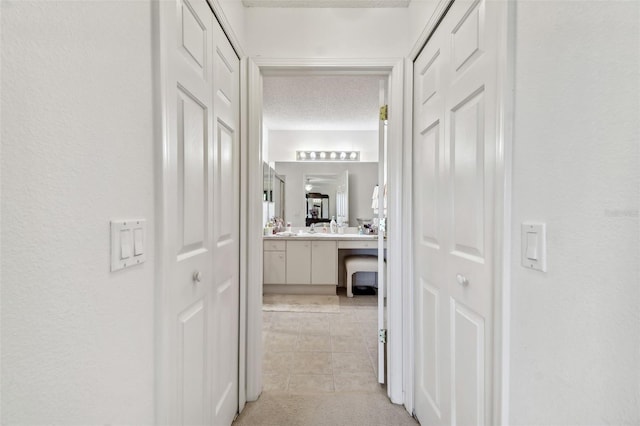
309 223 316 233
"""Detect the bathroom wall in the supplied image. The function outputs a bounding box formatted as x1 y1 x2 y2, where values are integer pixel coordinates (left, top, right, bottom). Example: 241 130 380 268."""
508 1 640 423
274 162 378 227
1 1 156 423
269 130 379 162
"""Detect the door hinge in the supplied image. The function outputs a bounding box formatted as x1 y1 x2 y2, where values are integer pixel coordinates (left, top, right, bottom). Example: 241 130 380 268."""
379 329 387 344
379 105 388 121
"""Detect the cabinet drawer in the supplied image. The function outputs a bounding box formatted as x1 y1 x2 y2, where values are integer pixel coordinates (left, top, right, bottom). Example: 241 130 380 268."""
264 240 286 251
337 240 377 249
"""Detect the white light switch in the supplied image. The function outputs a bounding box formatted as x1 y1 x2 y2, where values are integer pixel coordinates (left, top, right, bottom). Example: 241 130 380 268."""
521 222 546 272
525 232 538 260
120 230 132 259
133 228 144 256
111 219 146 272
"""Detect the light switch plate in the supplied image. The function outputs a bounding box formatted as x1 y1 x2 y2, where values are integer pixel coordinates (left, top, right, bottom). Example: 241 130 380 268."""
111 219 146 271
521 222 546 272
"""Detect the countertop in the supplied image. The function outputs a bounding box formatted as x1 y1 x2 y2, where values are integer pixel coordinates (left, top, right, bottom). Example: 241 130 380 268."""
263 232 381 241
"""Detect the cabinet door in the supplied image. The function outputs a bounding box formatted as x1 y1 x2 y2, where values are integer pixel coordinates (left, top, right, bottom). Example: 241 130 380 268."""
286 241 311 284
311 241 337 285
263 251 286 284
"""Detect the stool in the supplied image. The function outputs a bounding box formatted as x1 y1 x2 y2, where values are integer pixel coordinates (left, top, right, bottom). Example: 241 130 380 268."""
345 255 381 298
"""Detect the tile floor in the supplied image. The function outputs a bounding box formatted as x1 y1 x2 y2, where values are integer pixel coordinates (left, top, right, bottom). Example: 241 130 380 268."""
233 288 418 425
262 288 380 394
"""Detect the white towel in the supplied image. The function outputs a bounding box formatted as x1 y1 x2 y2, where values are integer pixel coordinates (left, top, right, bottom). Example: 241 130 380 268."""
383 183 387 210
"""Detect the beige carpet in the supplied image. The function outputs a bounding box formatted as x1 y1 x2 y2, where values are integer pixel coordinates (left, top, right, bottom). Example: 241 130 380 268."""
262 294 340 313
233 389 418 426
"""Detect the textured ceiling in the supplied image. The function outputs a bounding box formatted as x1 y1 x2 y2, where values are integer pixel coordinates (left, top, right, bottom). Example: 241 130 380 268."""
263 75 382 131
243 0 409 8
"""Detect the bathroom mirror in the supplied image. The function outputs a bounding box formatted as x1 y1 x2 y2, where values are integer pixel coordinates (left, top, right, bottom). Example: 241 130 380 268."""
263 162 286 224
275 162 377 228
302 171 348 227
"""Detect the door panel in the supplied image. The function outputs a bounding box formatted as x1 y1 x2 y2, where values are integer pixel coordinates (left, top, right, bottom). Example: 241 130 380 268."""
179 300 207 425
180 0 207 74
414 0 499 424
215 122 234 243
414 15 449 425
451 88 485 262
418 279 441 416
178 89 208 251
210 20 240 426
419 122 440 249
451 299 485 426
451 0 484 73
161 0 240 424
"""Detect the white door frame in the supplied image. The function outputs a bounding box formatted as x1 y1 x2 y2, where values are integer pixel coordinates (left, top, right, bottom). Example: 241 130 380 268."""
402 0 515 422
243 58 406 405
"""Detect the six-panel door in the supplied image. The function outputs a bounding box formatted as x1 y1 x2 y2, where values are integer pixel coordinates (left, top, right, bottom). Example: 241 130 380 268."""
413 0 500 424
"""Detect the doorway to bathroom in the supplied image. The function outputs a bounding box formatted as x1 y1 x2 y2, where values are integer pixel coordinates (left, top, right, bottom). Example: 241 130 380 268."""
244 59 405 406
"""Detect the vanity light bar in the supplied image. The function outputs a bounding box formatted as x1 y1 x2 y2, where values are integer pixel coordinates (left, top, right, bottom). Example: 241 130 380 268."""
296 151 360 162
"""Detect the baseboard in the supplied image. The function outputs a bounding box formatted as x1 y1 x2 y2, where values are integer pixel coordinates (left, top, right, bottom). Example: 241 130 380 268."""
263 284 337 295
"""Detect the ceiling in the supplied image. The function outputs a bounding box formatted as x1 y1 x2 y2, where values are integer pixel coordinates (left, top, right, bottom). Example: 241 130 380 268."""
262 75 382 131
243 0 409 8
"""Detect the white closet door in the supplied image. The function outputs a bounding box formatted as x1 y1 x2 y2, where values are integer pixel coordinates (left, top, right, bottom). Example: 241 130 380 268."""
210 18 240 426
413 0 499 424
160 0 240 424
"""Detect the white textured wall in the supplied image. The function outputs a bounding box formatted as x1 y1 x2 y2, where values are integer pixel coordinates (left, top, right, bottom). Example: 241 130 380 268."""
509 1 640 424
245 8 409 58
268 130 379 162
1 1 156 423
275 161 378 227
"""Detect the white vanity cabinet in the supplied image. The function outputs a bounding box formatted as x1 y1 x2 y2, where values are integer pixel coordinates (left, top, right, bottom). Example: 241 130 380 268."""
264 236 374 294
263 238 339 290
263 240 286 284
285 241 311 284
310 241 337 284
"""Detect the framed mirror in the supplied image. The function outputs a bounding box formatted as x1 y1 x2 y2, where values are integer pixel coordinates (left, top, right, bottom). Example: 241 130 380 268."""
305 192 329 226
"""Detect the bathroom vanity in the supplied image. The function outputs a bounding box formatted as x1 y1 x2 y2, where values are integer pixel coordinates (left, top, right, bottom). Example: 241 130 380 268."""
263 234 381 295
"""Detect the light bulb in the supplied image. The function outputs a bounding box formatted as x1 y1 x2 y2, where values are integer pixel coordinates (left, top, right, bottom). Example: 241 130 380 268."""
350 152 357 160
299 152 306 159
319 152 326 159
330 152 337 160
340 152 347 160
309 152 316 160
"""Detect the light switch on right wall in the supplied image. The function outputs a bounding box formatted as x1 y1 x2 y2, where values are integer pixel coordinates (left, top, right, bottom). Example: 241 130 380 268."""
521 222 547 272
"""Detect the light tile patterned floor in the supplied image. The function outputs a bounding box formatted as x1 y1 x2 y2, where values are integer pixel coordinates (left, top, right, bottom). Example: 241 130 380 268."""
233 288 418 426
262 288 380 394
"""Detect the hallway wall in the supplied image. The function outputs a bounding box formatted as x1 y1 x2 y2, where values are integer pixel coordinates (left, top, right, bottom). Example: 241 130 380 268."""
1 1 156 423
245 8 410 58
509 1 639 423
215 0 247 51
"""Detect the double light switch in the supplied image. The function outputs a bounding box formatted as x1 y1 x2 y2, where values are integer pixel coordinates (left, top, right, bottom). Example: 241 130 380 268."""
111 219 146 271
